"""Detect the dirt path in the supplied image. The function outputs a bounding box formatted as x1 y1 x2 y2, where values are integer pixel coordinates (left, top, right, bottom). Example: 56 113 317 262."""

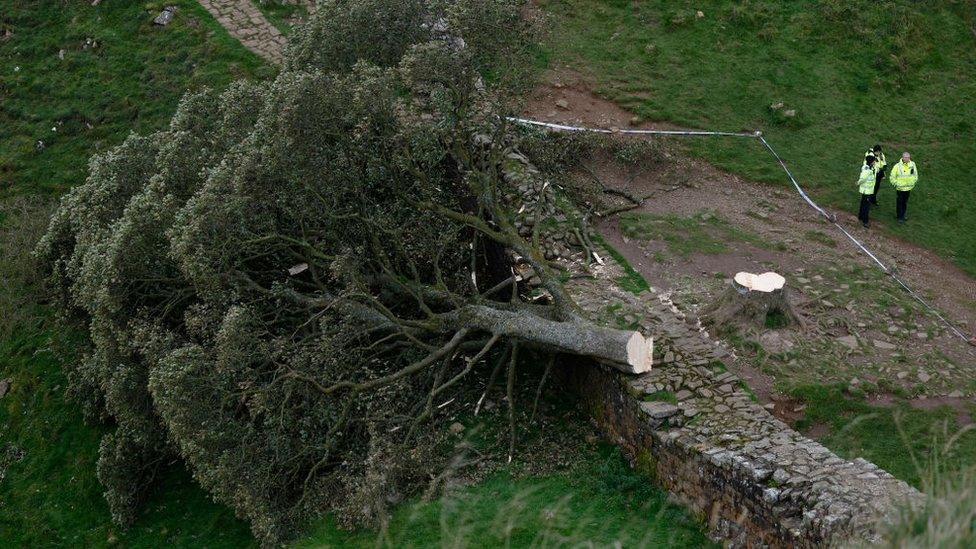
197 0 287 64
522 70 976 421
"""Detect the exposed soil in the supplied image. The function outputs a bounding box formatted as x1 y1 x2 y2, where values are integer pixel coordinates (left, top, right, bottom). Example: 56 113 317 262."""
522 70 976 425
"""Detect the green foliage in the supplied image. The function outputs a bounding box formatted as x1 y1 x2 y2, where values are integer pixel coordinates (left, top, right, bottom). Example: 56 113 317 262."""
32 1 556 544
541 0 976 275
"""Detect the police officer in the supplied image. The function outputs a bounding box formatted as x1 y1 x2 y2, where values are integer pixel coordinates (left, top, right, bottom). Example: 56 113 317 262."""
857 155 877 228
889 152 918 223
864 144 886 205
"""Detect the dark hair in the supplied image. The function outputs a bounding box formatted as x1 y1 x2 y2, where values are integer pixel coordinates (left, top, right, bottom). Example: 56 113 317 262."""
866 154 876 164
873 144 882 152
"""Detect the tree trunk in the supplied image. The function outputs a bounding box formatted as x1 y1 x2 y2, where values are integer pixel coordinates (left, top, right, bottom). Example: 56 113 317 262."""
702 272 804 331
446 305 653 374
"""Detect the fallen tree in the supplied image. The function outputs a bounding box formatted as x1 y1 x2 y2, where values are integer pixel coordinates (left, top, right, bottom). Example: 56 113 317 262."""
35 1 650 543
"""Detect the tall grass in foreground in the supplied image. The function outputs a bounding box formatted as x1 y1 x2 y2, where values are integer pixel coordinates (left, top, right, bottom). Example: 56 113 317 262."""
861 414 976 547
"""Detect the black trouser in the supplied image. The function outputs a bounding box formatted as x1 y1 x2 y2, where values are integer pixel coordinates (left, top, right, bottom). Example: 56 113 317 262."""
896 190 911 220
858 193 871 224
870 169 884 204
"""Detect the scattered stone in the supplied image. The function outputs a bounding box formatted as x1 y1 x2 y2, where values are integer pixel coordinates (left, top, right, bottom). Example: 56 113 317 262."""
714 404 730 413
696 10 705 18
0 379 9 399
759 332 793 355
836 335 858 350
872 339 896 350
770 102 784 110
640 401 680 420
629 116 641 126
675 389 693 401
154 6 177 26
448 422 465 435
916 371 930 383
554 99 569 110
948 390 964 398
896 371 909 380
887 306 906 318
783 109 796 118
763 403 776 410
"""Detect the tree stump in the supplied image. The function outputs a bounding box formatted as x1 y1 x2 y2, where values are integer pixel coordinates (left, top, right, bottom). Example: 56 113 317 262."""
702 272 805 331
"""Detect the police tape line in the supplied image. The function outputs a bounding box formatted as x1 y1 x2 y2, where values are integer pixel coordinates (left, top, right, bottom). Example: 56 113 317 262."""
506 116 972 343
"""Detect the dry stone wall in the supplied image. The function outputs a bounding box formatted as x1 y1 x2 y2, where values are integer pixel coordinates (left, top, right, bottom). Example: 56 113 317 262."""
563 260 923 547
197 0 287 64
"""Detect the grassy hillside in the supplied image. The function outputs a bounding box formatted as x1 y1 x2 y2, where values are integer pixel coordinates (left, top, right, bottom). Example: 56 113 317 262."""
540 0 976 274
0 0 267 545
0 0 272 196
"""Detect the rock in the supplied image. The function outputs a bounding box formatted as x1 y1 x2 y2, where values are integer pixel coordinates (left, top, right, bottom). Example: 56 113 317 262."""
836 335 858 350
448 422 465 435
896 371 909 380
849 377 860 387
916 371 931 383
759 332 793 355
948 390 964 398
887 306 906 318
872 339 896 350
0 379 9 399
770 102 784 110
696 10 704 18
763 403 776 411
153 6 177 26
772 468 790 484
629 116 641 126
640 401 680 420
554 99 569 110
714 404 730 413
675 389 693 401
783 109 796 118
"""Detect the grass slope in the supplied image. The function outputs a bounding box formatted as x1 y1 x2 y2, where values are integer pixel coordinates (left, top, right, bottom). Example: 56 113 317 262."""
0 0 272 196
297 445 715 548
792 384 976 489
540 0 976 274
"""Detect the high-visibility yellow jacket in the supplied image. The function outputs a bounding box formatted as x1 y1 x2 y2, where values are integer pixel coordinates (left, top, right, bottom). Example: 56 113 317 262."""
858 164 876 194
865 149 886 172
889 160 918 191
